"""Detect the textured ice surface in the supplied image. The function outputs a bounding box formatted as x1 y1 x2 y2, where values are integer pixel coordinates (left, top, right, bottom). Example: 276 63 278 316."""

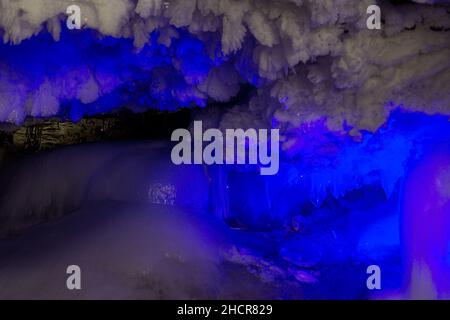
0 201 229 299
0 193 397 299
0 0 449 139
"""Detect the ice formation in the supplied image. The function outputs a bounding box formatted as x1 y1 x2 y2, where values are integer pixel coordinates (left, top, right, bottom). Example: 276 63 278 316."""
0 0 449 132
402 144 450 298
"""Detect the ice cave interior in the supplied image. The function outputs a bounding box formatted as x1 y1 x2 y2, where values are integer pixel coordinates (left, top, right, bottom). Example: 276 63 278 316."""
0 0 450 299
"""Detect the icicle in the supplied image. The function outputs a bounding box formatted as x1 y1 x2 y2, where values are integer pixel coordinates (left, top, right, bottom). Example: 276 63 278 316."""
380 169 397 199
309 172 328 207
330 173 346 199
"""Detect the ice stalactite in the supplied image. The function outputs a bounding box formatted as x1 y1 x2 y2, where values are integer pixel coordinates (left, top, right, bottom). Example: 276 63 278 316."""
0 0 448 136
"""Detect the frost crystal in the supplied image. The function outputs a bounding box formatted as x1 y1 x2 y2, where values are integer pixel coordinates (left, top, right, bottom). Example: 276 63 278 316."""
0 0 448 139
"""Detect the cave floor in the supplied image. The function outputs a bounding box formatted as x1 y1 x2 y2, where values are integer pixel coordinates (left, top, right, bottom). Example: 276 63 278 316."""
0 200 400 300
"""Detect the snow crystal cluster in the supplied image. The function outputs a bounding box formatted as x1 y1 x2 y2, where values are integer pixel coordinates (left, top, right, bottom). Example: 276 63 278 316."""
0 0 448 131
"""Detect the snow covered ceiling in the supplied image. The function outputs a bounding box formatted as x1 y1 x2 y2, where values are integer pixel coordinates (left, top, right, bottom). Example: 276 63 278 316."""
0 0 449 141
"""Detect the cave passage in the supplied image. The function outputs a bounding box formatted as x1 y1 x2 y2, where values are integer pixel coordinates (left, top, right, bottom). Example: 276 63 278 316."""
0 0 450 300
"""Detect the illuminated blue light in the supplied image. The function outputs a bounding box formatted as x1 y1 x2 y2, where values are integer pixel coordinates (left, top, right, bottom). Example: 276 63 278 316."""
0 27 216 122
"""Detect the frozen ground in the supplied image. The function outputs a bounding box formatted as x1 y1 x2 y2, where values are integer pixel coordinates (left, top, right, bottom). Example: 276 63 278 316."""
0 201 225 299
0 141 413 299
0 198 400 300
